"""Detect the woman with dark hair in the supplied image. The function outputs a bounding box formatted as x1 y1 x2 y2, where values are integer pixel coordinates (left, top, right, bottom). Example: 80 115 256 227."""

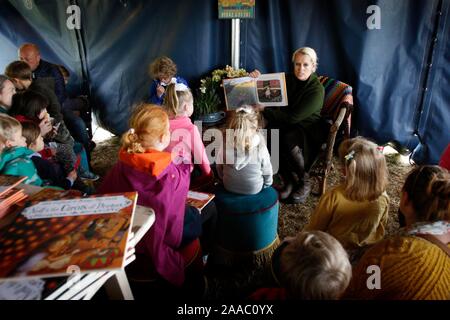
345 165 450 300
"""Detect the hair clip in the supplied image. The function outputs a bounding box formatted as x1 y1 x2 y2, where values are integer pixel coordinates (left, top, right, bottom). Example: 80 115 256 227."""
344 150 355 162
236 106 253 114
175 83 189 92
129 128 135 135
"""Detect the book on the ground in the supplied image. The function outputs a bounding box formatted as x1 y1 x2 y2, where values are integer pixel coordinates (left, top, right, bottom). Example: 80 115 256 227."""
223 72 288 110
0 188 138 281
187 191 215 212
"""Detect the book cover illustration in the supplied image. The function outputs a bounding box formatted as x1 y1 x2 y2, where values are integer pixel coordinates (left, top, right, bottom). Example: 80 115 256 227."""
223 72 288 110
0 189 138 281
187 191 215 212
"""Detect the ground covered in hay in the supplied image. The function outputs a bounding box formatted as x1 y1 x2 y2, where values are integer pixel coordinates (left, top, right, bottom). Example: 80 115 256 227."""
91 138 413 300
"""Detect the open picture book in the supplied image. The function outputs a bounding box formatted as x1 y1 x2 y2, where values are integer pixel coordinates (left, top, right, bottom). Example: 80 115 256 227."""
223 72 288 110
0 188 138 281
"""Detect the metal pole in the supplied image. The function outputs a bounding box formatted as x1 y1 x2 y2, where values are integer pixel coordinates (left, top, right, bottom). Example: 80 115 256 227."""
231 18 240 69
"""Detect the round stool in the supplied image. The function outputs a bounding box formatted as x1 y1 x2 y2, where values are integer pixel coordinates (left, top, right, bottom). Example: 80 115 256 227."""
211 186 280 268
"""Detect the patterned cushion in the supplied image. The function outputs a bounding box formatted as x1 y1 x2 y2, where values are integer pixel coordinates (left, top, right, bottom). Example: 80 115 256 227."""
318 76 353 120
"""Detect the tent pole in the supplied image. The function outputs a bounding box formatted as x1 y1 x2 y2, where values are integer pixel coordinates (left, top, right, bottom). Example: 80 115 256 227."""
231 18 240 69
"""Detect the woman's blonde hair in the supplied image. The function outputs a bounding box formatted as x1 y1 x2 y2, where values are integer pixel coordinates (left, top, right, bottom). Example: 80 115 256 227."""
0 114 21 145
338 137 388 201
163 83 193 117
227 107 260 151
292 47 318 72
402 165 450 222
280 231 352 300
121 104 169 153
149 56 177 79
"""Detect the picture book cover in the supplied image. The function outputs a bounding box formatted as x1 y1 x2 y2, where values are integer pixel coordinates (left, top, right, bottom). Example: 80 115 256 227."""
223 72 288 110
187 191 215 212
0 188 138 281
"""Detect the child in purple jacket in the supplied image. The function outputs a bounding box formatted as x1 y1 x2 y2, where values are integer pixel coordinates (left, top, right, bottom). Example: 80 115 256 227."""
98 105 203 287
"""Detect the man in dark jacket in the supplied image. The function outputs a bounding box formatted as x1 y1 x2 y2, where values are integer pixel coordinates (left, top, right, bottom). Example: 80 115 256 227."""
18 43 67 105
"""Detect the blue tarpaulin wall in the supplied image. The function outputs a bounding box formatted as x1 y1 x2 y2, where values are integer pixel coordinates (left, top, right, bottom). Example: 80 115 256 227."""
0 0 448 164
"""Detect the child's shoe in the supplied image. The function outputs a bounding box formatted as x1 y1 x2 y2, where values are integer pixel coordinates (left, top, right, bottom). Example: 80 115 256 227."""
79 170 99 181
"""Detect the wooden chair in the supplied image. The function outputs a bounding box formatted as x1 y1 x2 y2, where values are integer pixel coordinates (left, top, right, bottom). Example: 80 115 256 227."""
309 76 354 196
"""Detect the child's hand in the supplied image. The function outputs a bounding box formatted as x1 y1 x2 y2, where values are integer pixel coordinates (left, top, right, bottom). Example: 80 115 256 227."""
67 169 78 181
39 118 53 136
51 122 61 136
156 84 165 98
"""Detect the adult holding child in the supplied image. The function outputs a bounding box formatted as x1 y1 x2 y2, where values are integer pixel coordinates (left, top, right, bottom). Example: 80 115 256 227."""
345 165 450 300
249 47 326 203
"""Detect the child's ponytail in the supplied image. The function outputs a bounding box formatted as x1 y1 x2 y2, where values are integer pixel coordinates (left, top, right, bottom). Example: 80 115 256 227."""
228 106 260 152
122 128 145 154
163 83 193 117
163 83 179 117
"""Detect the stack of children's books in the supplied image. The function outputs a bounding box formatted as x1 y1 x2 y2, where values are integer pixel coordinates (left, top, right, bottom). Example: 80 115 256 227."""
0 188 138 280
0 175 28 220
0 188 138 285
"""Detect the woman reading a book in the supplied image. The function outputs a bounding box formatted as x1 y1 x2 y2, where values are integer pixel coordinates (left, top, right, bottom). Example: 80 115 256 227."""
249 47 327 204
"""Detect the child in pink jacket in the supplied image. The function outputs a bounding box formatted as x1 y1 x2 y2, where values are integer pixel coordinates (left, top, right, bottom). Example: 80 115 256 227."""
163 83 212 185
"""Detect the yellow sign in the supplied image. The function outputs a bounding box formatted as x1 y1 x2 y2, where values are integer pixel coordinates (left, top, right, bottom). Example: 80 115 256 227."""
219 0 255 19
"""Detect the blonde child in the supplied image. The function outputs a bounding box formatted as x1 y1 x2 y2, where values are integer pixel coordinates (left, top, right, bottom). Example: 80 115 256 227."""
216 106 273 195
98 105 205 288
163 83 212 179
148 56 188 105
0 114 42 186
345 165 449 300
304 137 389 252
250 231 352 300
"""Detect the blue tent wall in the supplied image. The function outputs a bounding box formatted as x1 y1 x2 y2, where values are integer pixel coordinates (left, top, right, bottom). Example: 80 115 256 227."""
240 0 449 164
0 0 448 163
0 0 230 134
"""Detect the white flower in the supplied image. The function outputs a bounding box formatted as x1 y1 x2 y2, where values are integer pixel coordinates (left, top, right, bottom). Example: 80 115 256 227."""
200 87 206 94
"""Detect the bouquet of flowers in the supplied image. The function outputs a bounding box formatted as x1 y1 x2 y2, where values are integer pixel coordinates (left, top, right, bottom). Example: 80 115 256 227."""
194 65 248 117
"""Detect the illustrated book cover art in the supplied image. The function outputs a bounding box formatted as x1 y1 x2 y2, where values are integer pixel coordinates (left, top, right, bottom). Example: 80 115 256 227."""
186 191 215 212
222 72 288 110
0 188 138 281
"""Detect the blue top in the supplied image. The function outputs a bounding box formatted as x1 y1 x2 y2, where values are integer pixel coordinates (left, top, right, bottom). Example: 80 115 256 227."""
148 76 188 105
